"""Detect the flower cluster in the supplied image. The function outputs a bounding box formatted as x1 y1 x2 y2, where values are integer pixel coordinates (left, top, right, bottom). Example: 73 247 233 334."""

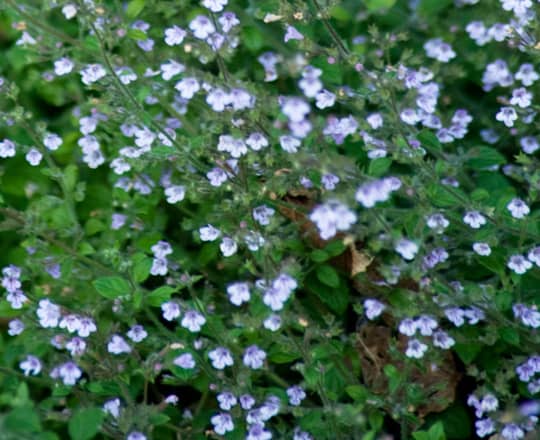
1 0 540 438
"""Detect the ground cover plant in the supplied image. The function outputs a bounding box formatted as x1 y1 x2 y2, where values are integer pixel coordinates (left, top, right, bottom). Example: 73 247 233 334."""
0 0 539 438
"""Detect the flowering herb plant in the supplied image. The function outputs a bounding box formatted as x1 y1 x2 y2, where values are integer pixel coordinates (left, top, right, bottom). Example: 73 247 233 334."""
0 0 540 439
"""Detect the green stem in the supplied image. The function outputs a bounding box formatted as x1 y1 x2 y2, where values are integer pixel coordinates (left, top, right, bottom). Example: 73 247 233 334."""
310 0 350 59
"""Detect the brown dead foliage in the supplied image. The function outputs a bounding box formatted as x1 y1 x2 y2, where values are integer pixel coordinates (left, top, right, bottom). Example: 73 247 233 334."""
275 185 460 420
355 321 461 420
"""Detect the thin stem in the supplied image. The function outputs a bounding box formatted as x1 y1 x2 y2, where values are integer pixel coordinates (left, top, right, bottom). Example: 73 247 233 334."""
0 207 116 275
311 0 350 59
19 119 81 237
5 0 85 49
210 12 231 84
89 22 208 173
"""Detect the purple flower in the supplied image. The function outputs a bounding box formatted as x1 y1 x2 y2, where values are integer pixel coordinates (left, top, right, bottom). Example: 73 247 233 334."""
253 205 275 226
227 282 250 306
475 418 496 437
507 198 530 219
57 361 82 385
321 173 340 191
395 239 419 260
20 355 41 376
164 25 186 46
473 243 492 256
202 0 228 13
508 254 532 274
399 318 417 336
175 77 200 99
161 301 181 321
405 339 428 359
432 330 455 349
66 337 87 356
496 106 518 127
78 317 97 337
127 325 148 343
37 299 61 328
246 132 269 151
219 12 240 33
210 412 234 435
287 385 306 406
103 398 121 418
424 38 456 62
181 310 206 332
208 347 234 370
284 25 303 42
174 353 196 369
217 392 237 410
240 394 255 410
8 319 24 336
364 299 385 320
220 237 238 257
189 16 215 39
516 362 536 382
0 139 16 157
43 133 62 151
247 423 272 440
199 224 220 241
356 177 401 208
263 314 282 331
309 200 357 240
463 211 487 229
107 335 132 355
501 424 524 440
243 345 266 369
426 213 449 232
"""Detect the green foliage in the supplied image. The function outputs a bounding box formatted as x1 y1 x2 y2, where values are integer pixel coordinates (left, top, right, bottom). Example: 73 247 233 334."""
92 276 132 299
68 408 104 440
0 0 539 438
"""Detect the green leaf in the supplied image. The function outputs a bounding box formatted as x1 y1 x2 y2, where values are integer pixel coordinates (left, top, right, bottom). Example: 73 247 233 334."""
84 218 105 236
494 290 512 312
268 349 301 364
427 421 446 440
417 0 453 17
241 26 264 52
146 286 177 307
92 276 131 299
324 240 347 257
499 327 520 346
148 413 170 425
368 410 383 430
63 165 78 192
127 29 148 41
383 364 402 393
466 146 506 170
310 250 330 262
345 385 368 402
4 406 41 433
316 265 340 288
132 254 153 283
476 253 505 276
365 0 397 11
426 184 467 208
368 158 392 177
306 275 349 315
454 343 482 364
68 407 104 440
470 188 489 202
126 0 146 18
433 404 472 439
417 129 441 152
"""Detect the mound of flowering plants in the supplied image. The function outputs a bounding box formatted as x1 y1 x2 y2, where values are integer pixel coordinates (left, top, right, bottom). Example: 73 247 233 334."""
1 0 540 438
